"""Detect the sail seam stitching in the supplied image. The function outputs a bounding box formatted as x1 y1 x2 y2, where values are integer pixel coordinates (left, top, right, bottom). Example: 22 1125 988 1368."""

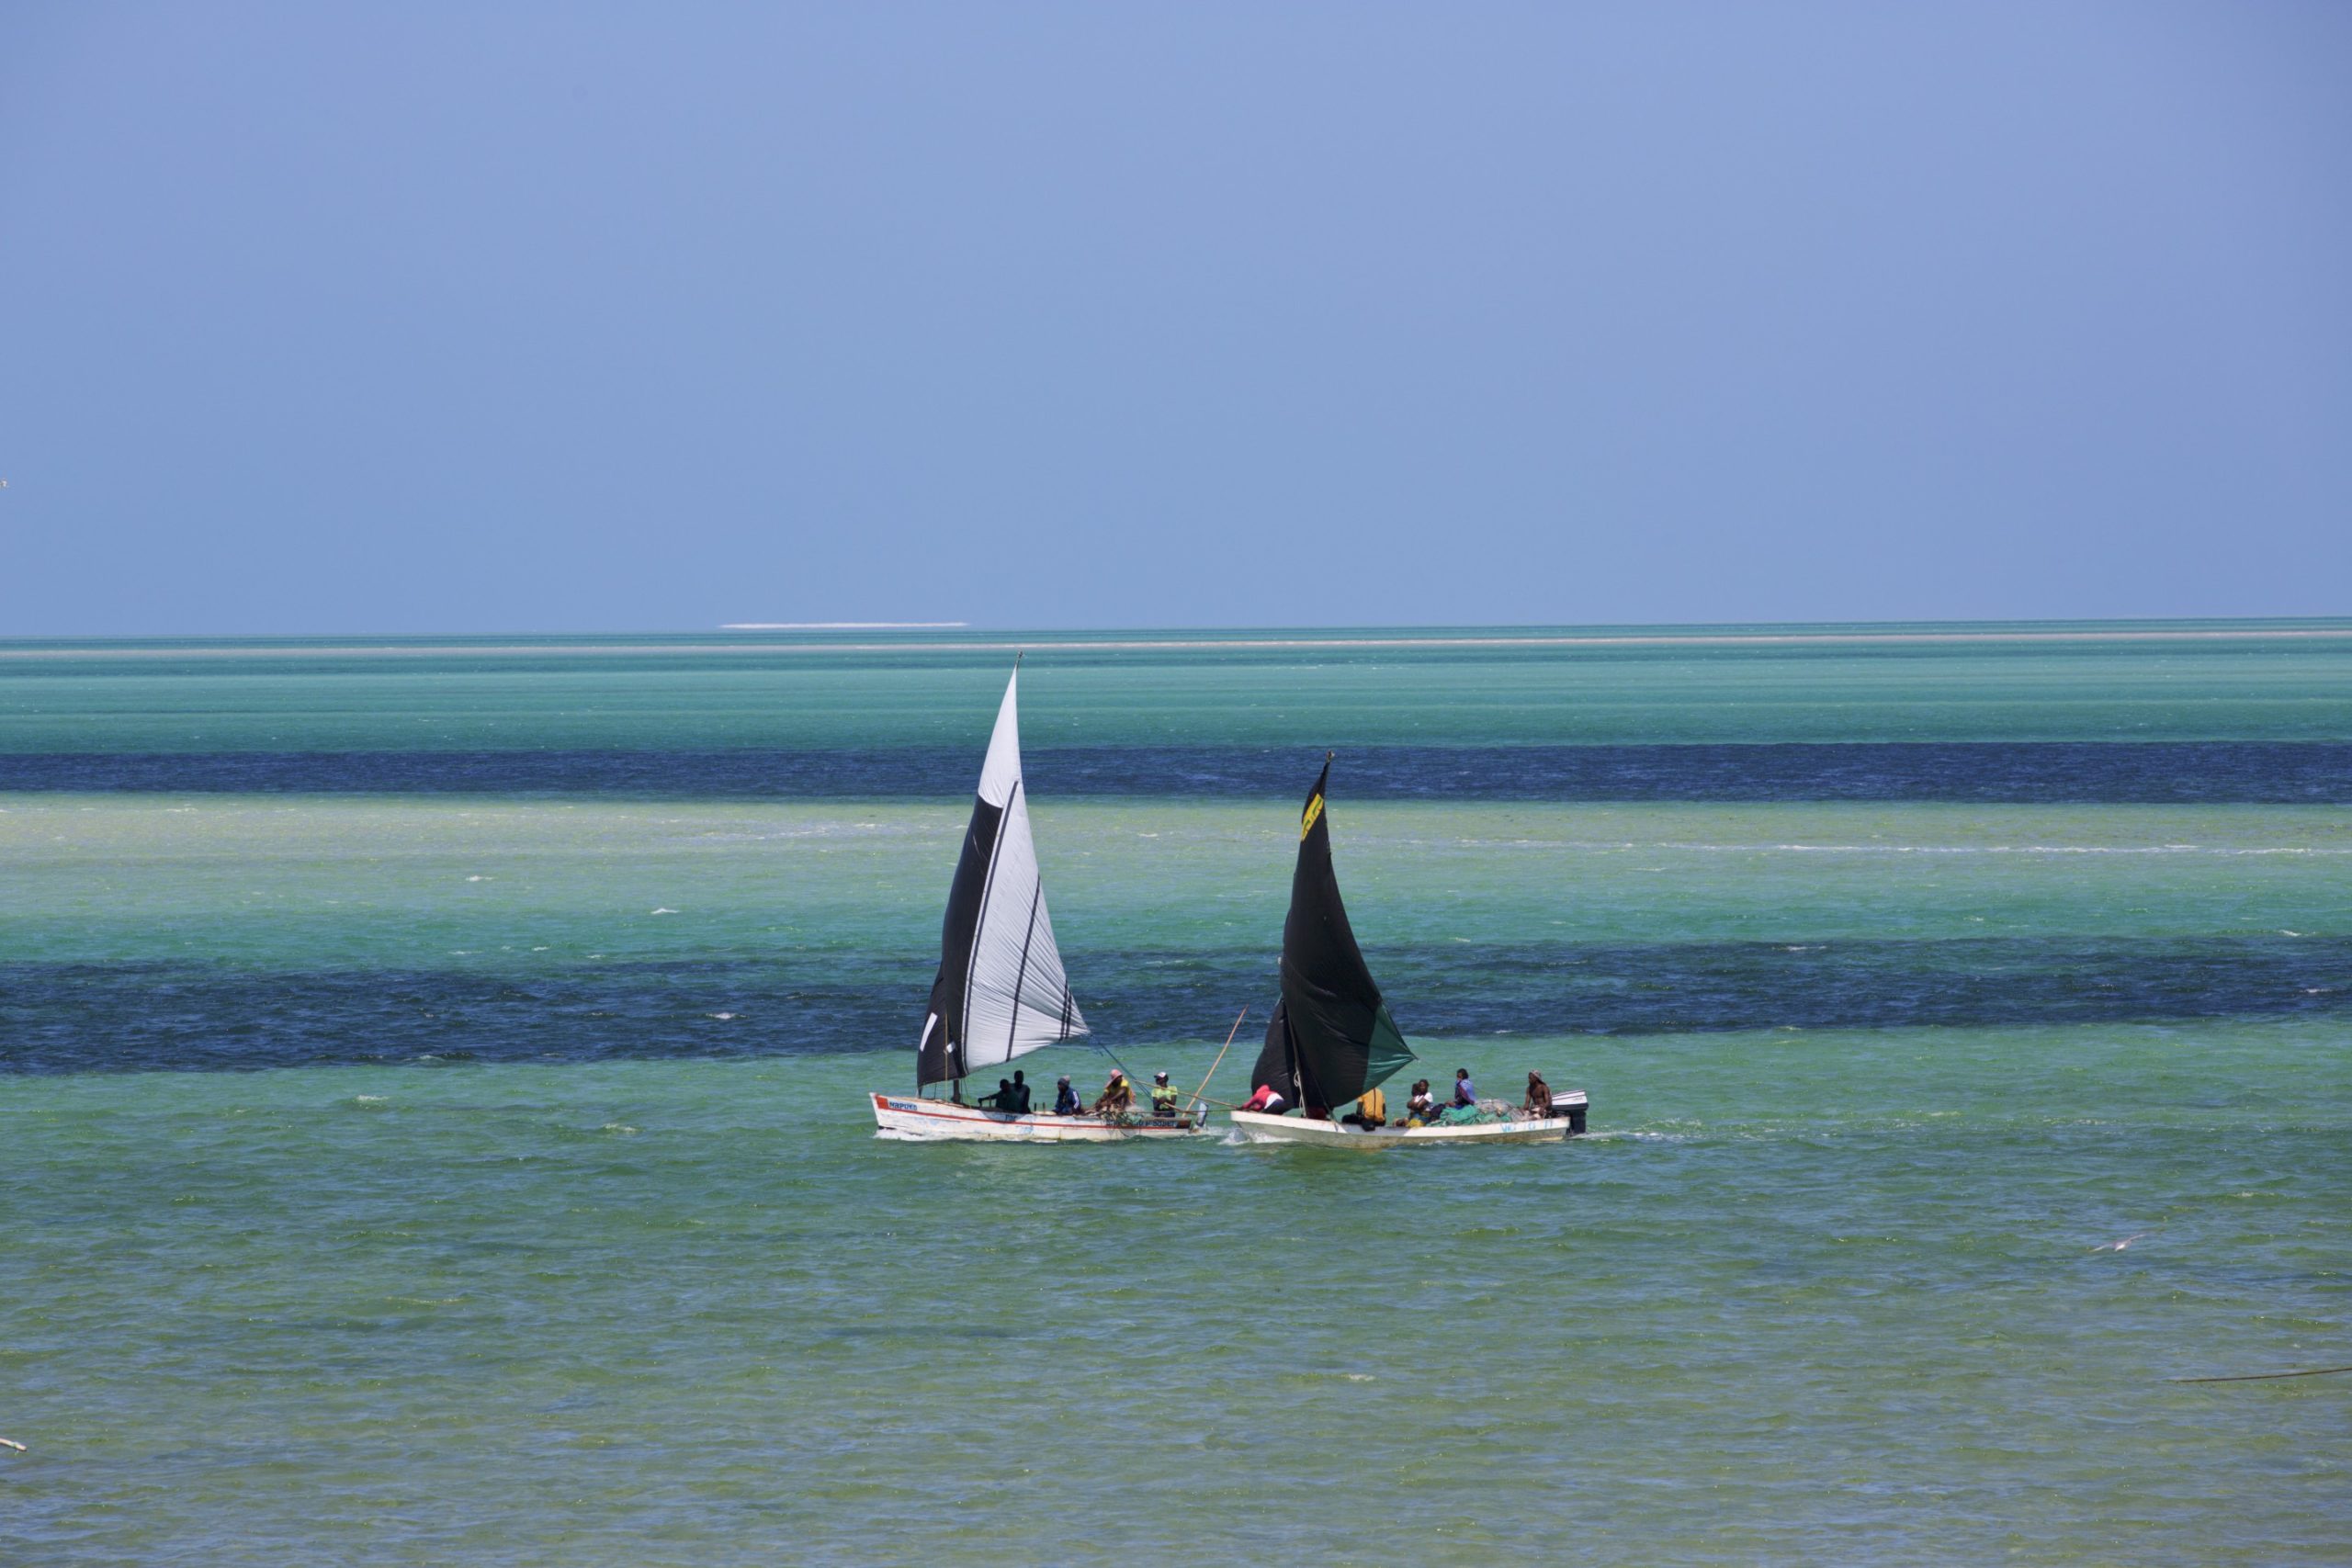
961 776 1016 1070
1006 877 1043 1058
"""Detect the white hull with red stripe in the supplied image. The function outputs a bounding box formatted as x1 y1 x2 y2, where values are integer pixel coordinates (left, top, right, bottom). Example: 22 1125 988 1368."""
1227 1091 1587 1147
871 1092 1208 1143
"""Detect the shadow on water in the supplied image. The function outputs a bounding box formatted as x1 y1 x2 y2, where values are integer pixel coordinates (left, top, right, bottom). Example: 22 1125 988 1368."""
6 741 2352 802
3 935 2346 1074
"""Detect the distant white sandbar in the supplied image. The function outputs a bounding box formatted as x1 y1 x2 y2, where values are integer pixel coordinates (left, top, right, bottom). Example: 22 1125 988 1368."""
718 622 969 630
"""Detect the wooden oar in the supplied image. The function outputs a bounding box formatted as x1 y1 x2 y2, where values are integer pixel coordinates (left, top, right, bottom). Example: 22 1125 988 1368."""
1185 1007 1249 1119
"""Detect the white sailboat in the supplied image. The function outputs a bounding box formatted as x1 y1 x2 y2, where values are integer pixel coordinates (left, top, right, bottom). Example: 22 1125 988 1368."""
870 662 1207 1142
1228 756 1589 1147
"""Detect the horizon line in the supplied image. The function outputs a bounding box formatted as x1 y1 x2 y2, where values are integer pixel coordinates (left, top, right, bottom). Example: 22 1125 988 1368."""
5 621 2352 660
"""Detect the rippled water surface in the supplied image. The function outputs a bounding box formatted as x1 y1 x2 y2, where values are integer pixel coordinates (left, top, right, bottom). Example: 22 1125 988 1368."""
3 626 2347 1564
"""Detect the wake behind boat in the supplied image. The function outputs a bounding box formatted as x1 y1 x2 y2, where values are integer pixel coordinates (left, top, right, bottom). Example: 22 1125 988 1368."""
1230 756 1589 1147
871 661 1206 1143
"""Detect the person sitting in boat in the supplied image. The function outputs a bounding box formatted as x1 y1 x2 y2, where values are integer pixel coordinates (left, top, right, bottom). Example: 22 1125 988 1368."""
1092 1069 1135 1116
1148 1071 1180 1120
1007 1069 1032 1114
1241 1081 1287 1115
1522 1071 1553 1119
977 1077 1015 1111
1402 1079 1436 1126
1452 1068 1477 1109
1339 1085 1386 1131
1052 1075 1082 1116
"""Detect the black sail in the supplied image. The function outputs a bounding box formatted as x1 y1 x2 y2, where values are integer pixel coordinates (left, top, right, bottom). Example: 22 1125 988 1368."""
917 793 1003 1087
1249 758 1415 1111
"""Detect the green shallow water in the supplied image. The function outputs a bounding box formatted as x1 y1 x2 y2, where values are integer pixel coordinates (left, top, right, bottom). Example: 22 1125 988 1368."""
6 795 2348 966
4 628 2350 1563
6 1035 2347 1565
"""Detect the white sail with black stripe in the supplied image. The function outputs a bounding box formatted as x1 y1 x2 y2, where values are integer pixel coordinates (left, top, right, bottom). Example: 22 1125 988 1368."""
915 666 1087 1088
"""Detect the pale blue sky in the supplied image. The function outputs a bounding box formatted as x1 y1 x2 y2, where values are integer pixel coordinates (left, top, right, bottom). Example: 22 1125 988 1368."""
3 3 2346 634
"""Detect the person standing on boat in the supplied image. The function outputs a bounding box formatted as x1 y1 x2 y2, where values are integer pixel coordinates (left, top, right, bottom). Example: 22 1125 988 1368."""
1008 1070 1032 1114
1148 1071 1180 1120
1052 1075 1082 1116
1452 1068 1477 1109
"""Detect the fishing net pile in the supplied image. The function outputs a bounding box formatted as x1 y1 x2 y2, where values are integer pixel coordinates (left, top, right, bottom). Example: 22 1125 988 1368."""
1432 1098 1522 1126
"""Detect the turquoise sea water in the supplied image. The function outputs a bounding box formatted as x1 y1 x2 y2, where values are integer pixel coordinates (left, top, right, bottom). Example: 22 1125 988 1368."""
4 626 2348 1563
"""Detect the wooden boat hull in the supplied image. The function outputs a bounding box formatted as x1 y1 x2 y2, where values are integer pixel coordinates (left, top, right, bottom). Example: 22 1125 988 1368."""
871 1092 1208 1143
1228 1091 1587 1147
